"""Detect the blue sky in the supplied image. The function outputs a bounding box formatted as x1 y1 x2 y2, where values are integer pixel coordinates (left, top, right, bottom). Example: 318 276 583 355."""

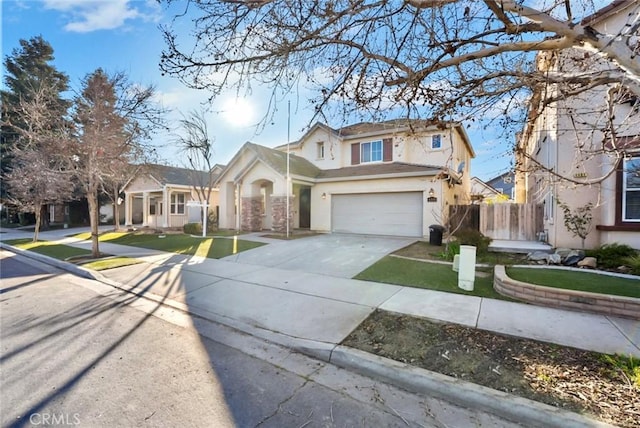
2 0 513 181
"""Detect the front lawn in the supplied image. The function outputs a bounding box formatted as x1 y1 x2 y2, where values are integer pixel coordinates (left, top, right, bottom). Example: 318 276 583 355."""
507 267 640 298
75 232 265 259
355 256 505 299
5 239 91 260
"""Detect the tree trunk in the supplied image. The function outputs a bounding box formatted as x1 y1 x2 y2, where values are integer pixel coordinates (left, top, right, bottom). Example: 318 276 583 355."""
87 193 100 258
33 206 41 243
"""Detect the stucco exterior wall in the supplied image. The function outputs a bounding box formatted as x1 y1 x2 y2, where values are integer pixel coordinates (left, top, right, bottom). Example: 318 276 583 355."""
290 127 343 170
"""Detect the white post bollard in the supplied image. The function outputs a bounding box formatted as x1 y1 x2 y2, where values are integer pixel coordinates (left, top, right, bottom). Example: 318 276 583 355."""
452 254 460 272
458 245 476 291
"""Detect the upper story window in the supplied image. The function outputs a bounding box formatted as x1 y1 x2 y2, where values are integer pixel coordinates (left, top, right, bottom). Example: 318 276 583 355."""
361 140 382 163
170 193 185 215
431 134 442 150
623 157 640 221
351 138 392 165
317 142 325 159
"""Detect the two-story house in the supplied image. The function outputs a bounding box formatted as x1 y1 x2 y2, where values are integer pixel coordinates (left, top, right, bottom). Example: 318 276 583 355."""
215 119 475 237
516 0 639 249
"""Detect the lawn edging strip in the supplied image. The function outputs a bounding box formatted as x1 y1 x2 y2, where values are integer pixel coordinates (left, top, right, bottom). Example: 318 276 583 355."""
494 265 640 319
330 345 613 428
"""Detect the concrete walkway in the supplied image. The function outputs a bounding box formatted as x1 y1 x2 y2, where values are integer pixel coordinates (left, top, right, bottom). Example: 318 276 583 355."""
4 226 639 426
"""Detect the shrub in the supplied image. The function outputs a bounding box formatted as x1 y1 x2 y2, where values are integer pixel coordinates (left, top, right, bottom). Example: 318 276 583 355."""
586 243 638 269
183 222 203 235
206 211 218 232
441 240 460 261
454 228 491 255
601 354 640 388
622 255 640 276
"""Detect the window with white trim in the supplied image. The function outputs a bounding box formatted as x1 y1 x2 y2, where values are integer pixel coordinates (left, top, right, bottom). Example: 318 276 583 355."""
361 140 382 163
170 193 185 214
431 134 442 149
317 142 325 159
623 157 640 221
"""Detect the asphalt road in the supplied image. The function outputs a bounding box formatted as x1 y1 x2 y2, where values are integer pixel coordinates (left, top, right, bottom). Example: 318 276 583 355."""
0 249 516 428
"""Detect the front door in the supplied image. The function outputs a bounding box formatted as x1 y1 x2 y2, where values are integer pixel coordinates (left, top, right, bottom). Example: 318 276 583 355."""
299 187 311 229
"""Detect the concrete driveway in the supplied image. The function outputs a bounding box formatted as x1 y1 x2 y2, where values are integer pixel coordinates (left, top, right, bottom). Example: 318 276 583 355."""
222 233 416 278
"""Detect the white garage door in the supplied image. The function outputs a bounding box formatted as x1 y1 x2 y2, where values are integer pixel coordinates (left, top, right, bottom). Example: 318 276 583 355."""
332 192 423 237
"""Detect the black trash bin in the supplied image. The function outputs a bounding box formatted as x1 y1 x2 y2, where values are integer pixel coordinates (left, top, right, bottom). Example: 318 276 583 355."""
429 224 445 246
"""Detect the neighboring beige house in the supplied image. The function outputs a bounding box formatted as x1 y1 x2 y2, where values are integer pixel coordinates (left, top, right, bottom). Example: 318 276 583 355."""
122 164 222 229
516 0 640 249
470 177 502 203
215 120 475 237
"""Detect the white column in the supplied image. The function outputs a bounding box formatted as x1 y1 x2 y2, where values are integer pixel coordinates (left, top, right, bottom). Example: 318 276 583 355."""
142 192 149 227
162 186 169 228
235 183 241 230
125 192 132 226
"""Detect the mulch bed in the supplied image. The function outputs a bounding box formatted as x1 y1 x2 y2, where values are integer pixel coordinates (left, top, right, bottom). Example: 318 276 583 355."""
342 310 640 427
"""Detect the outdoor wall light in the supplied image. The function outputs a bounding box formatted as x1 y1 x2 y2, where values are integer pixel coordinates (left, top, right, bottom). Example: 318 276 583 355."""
428 188 435 197
321 192 327 199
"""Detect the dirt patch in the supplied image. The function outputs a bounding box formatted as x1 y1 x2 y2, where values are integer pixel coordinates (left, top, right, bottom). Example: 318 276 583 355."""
393 241 529 265
342 310 640 427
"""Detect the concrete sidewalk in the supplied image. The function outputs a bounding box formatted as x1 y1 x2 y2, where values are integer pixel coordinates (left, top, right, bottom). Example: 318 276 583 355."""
2 227 639 426
3 227 638 358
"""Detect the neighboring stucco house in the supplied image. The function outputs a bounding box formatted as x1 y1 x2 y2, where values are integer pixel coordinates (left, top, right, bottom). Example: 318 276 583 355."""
470 177 501 203
516 0 639 249
215 120 475 237
122 164 222 229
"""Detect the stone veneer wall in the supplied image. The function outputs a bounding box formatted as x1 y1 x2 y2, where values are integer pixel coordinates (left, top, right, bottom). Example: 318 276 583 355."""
494 265 640 320
271 195 294 233
241 196 263 231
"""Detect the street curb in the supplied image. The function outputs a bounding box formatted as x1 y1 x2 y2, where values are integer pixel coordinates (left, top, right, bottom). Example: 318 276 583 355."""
0 242 100 281
330 346 613 428
1 244 615 428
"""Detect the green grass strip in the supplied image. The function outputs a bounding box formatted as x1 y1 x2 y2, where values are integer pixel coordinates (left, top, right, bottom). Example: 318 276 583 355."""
92 232 265 259
4 238 91 260
507 267 640 298
355 256 505 300
81 257 142 271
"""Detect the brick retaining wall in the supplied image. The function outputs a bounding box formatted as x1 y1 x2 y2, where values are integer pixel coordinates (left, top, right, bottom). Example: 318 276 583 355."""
494 265 640 320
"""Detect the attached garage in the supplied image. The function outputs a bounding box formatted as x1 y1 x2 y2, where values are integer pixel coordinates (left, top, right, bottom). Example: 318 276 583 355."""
331 192 423 237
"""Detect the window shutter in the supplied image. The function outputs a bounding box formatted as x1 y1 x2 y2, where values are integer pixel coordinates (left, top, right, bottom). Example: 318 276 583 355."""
383 138 392 162
351 143 360 165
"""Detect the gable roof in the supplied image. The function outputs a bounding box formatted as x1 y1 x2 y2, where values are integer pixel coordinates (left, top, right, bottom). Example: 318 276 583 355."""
471 176 500 195
247 143 321 178
215 142 321 185
582 0 634 25
146 163 219 187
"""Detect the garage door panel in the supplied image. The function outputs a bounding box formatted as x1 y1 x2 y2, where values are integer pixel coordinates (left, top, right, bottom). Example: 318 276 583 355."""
332 192 423 237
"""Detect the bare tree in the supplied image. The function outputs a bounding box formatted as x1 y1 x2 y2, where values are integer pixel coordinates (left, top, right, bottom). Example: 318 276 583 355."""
73 69 165 257
160 1 638 127
3 83 74 241
174 109 219 230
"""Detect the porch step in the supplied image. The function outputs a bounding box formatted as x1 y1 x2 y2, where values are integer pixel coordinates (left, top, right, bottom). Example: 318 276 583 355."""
489 239 553 254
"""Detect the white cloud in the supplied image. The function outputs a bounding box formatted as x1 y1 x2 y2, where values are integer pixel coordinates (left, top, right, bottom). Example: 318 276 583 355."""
42 0 160 33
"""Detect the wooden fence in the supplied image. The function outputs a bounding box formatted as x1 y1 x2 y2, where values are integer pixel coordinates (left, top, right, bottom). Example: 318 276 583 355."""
449 203 543 241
